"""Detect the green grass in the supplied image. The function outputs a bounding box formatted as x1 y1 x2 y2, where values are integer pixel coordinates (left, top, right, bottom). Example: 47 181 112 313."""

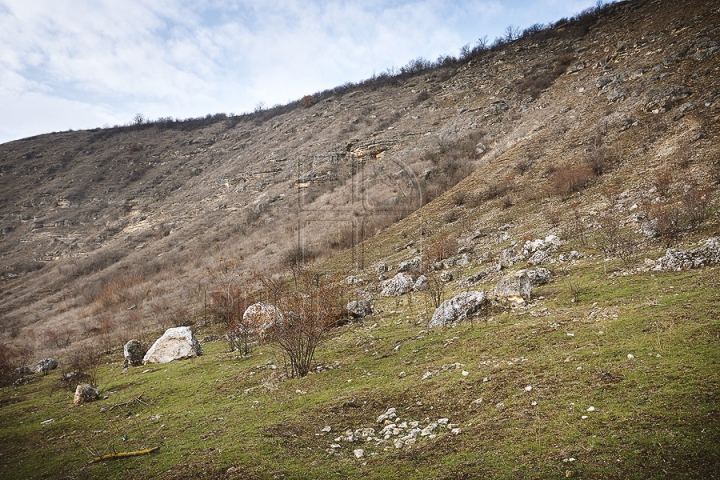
1 262 719 479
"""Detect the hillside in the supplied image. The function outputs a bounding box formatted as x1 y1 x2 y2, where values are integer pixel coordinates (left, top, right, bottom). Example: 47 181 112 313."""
1 0 719 477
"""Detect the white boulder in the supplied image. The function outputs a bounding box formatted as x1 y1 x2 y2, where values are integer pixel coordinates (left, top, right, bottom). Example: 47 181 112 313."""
143 326 203 364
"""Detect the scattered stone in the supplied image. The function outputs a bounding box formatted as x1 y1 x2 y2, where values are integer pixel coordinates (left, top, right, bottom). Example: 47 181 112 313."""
413 275 428 291
397 256 422 273
526 268 551 286
428 291 488 328
642 85 691 112
345 276 364 286
381 273 415 297
494 270 532 305
353 449 365 458
35 358 58 375
653 238 720 271
439 271 453 283
347 300 373 319
123 340 146 367
73 384 99 405
528 250 550 265
376 263 387 274
143 326 203 364
40 419 54 425
322 426 332 433
460 270 488 286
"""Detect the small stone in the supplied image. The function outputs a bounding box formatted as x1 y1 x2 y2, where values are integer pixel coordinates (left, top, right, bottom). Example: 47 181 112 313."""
581 415 588 419
627 354 635 359
587 406 595 412
353 449 365 458
321 426 331 433
422 371 433 380
451 428 462 435
525 385 533 392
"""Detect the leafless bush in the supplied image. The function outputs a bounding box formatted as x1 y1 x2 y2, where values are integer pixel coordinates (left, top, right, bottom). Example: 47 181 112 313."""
653 168 673 197
551 165 595 197
562 203 588 246
483 176 514 201
271 268 347 378
425 232 458 263
681 184 712 229
648 202 681 247
128 142 142 152
593 213 638 266
301 95 316 108
60 344 103 390
420 270 446 309
0 343 31 388
45 326 76 350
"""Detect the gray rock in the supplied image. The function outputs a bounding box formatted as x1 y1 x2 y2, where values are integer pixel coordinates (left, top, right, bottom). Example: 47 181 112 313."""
73 384 99 405
460 270 488 286
413 275 428 291
381 273 415 297
429 291 488 328
35 358 58 375
499 248 523 267
494 270 532 305
242 303 283 340
123 340 146 367
643 85 691 112
528 250 550 266
607 87 628 102
143 326 203 364
440 271 453 283
526 268 551 286
15 366 32 376
347 300 373 319
653 238 720 271
397 256 422 273
431 262 444 271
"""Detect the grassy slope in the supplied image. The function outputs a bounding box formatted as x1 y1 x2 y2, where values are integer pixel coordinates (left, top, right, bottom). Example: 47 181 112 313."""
1 251 718 479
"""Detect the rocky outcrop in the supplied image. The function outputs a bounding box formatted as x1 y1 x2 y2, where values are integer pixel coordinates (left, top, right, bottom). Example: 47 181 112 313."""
653 238 720 271
123 340 146 367
73 384 99 405
143 326 203 364
429 291 488 328
494 270 532 305
397 257 422 273
381 273 415 297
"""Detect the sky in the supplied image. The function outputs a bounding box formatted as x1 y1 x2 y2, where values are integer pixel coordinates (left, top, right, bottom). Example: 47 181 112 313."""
0 0 602 145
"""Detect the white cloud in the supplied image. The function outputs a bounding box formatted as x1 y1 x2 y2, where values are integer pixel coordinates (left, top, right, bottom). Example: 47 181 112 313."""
0 0 605 144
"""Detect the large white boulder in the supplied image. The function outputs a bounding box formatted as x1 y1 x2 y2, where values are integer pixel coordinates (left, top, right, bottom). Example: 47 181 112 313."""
429 291 487 328
242 303 282 340
381 273 415 297
143 326 203 364
494 270 532 305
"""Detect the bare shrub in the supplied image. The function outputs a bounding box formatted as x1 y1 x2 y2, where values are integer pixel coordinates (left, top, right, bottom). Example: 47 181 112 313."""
650 202 681 246
484 176 514 201
562 203 588 246
301 95 316 108
593 213 638 266
425 232 458 263
282 245 318 266
681 184 712 229
271 268 347 378
551 165 595 197
0 343 30 388
60 344 103 390
45 325 76 350
653 168 673 197
420 271 446 309
514 158 533 175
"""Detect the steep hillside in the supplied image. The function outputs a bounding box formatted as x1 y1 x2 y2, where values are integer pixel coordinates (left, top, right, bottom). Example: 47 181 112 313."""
1 0 719 369
1 0 720 478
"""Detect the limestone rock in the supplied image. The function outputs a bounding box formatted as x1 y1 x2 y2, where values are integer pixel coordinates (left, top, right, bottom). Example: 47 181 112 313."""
381 273 415 297
653 238 720 271
495 270 532 305
123 340 146 367
35 358 58 375
429 291 487 328
397 256 422 273
73 384 99 405
528 250 550 265
143 326 203 364
526 268 551 286
242 303 283 339
413 275 428 291
347 300 373 319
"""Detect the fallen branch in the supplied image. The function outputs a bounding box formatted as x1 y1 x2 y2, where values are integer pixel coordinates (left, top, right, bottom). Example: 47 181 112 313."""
108 393 148 411
91 446 159 463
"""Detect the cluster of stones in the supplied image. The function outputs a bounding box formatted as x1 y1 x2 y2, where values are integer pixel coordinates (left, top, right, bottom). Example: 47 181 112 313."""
324 407 460 456
653 238 720 271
